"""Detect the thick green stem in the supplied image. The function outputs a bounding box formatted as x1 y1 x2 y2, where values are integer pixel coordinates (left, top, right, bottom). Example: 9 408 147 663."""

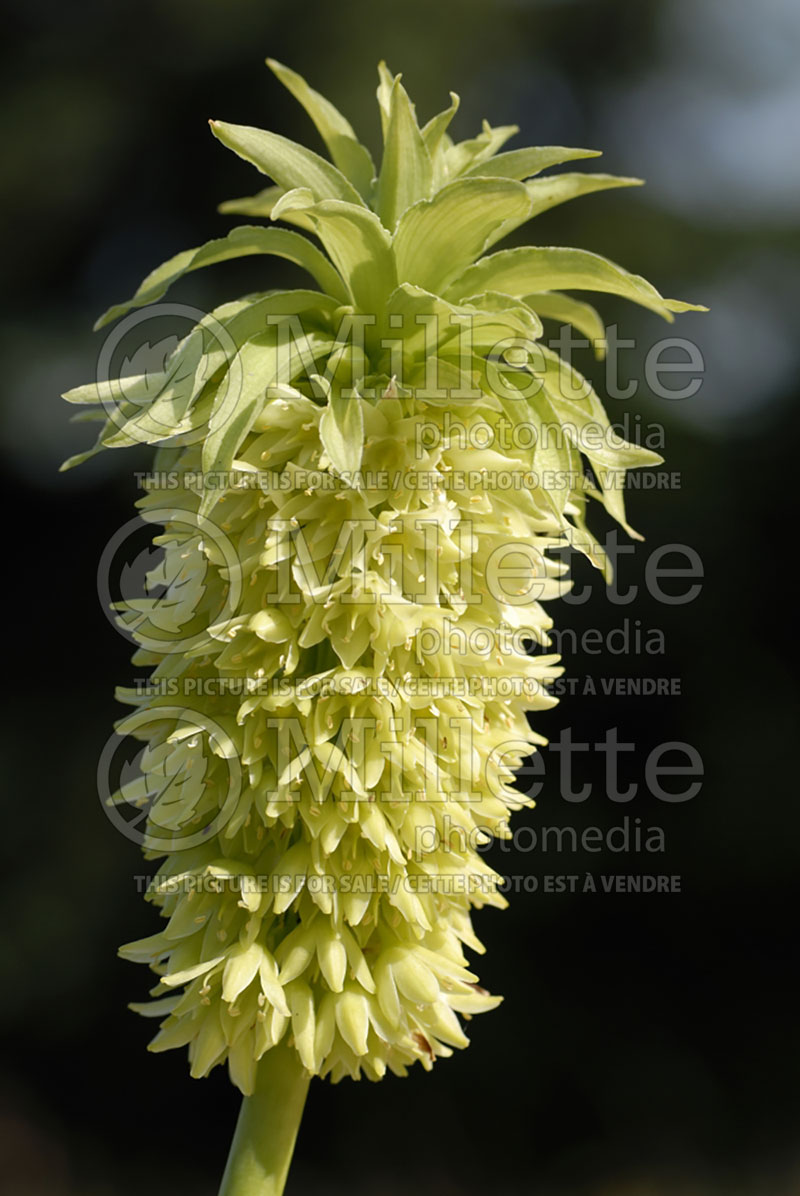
218 1045 311 1196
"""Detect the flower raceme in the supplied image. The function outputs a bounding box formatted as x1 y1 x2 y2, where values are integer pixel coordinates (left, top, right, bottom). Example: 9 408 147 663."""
64 61 702 1094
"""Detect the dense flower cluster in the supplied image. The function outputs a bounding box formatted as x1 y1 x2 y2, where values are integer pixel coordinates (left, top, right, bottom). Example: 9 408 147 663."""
64 61 700 1091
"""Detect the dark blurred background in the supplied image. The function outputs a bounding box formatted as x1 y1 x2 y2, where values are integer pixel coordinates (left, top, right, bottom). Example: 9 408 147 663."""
1 0 798 1192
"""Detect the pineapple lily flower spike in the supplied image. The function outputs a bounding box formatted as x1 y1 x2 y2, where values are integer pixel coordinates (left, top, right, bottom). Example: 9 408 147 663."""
63 59 704 1196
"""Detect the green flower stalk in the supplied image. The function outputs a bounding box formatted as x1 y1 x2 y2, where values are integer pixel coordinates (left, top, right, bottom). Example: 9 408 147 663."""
64 60 702 1195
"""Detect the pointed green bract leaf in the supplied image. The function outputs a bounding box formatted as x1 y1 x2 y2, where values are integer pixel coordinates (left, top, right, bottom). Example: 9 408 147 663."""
384 283 541 362
376 61 397 140
459 290 543 342
393 175 638 295
209 120 364 206
448 245 705 320
198 320 338 517
97 291 337 452
421 92 460 190
63 373 158 406
523 292 607 357
464 145 601 180
69 409 107 423
445 121 519 177
535 396 575 517
95 225 348 328
376 79 433 231
270 188 317 223
199 338 280 517
530 344 661 536
532 345 662 465
275 195 397 316
568 509 613 580
89 328 213 450
218 186 284 218
267 59 375 200
221 289 340 347
60 436 112 471
219 186 319 232
100 371 215 450
525 172 643 219
393 178 532 292
421 92 460 155
199 395 260 517
659 297 709 314
319 385 364 478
